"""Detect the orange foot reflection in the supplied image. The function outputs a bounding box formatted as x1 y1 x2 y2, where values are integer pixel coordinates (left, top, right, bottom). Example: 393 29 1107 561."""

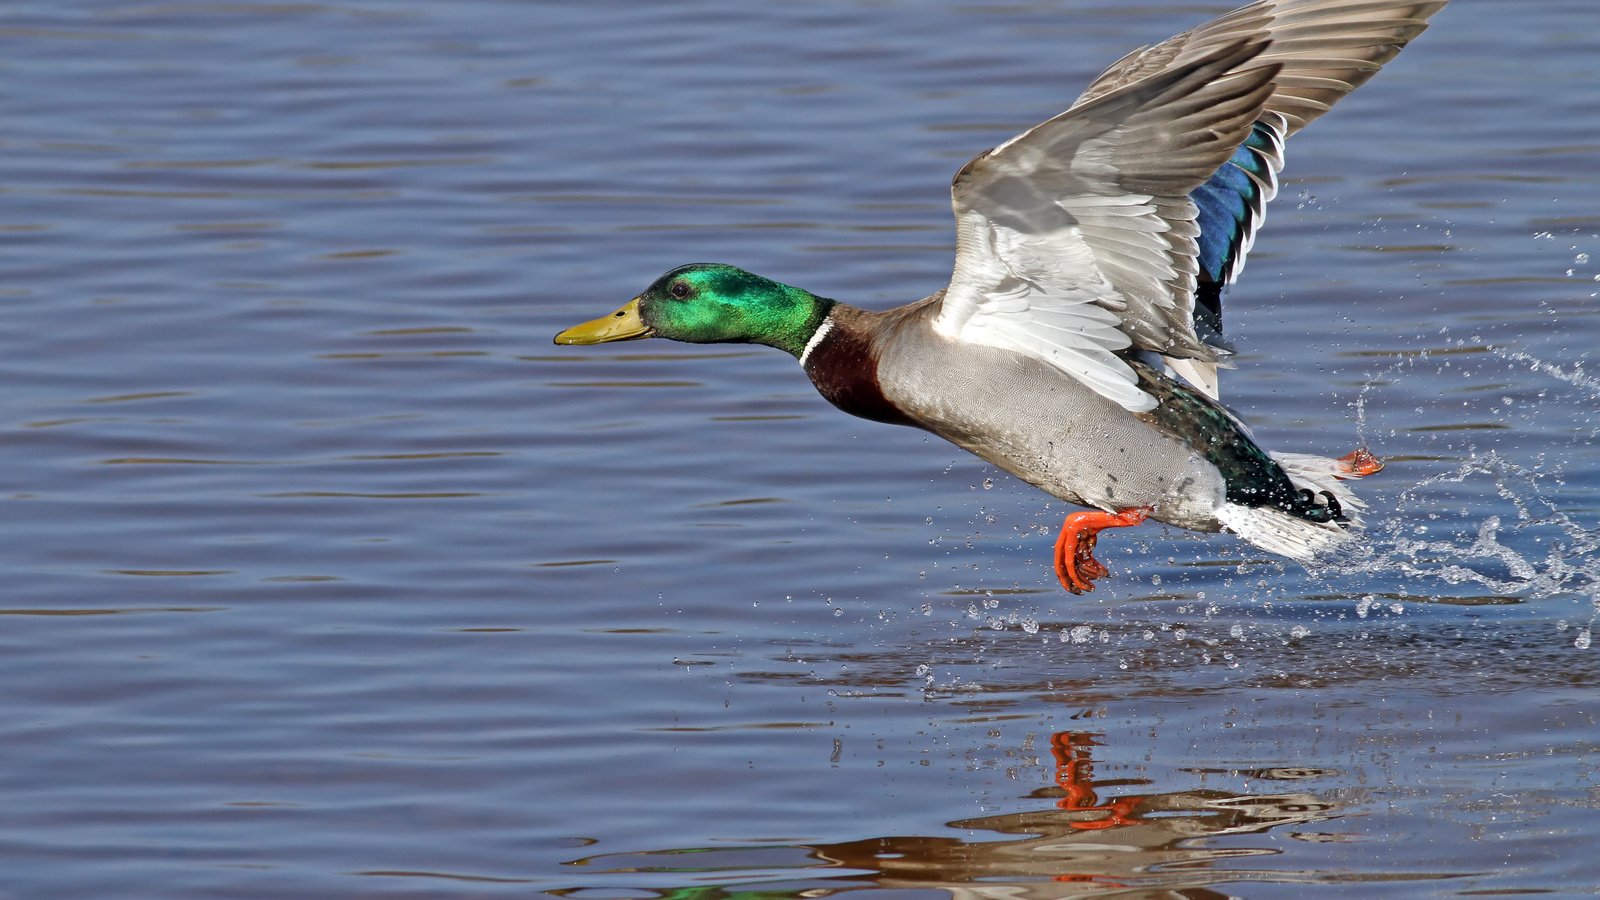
1052 731 1147 831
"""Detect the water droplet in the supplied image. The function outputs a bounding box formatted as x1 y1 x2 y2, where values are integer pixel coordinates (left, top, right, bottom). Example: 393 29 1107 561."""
1576 629 1592 650
1289 624 1310 639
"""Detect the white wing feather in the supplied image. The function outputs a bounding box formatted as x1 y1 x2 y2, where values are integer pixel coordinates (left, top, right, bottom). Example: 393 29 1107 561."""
934 41 1278 412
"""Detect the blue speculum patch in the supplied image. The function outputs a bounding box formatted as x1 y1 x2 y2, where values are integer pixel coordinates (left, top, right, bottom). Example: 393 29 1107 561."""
1189 120 1280 335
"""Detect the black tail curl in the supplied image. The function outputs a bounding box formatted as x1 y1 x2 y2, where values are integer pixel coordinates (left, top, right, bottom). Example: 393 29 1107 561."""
1293 488 1345 524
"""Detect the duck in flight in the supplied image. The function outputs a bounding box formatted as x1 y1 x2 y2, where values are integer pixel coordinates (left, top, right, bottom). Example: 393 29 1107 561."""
556 0 1442 592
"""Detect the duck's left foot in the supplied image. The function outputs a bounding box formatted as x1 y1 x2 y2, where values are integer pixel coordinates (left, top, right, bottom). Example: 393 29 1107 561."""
1336 447 1384 478
1053 507 1150 594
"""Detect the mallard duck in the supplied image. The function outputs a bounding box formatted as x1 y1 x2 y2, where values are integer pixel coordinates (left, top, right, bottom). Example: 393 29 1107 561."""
556 0 1441 592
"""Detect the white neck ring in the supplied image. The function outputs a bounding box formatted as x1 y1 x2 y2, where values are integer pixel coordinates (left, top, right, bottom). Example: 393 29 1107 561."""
798 313 835 368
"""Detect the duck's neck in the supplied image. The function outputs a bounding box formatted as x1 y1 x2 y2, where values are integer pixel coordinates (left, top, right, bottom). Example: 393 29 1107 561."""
766 293 837 360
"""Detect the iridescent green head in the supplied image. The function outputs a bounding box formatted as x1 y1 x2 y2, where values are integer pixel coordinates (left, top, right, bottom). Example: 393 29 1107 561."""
554 263 833 358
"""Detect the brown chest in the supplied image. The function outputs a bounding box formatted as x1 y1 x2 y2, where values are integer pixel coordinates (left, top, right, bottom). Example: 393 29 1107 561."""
801 322 915 428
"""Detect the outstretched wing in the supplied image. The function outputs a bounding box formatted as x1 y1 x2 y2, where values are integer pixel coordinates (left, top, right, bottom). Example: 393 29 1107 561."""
1098 0 1446 399
1078 0 1446 136
932 40 1280 412
932 0 1446 410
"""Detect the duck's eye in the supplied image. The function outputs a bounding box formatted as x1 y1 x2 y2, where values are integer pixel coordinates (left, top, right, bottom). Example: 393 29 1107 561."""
669 281 691 299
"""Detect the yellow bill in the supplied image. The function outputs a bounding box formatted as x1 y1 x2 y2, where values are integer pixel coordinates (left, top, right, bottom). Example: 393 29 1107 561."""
553 298 653 345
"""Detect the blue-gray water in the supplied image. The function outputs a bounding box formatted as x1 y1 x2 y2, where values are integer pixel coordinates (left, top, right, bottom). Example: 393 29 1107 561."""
4 1 1599 896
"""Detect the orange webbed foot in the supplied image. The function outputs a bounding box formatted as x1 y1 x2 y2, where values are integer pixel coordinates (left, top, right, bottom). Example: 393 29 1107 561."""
1052 508 1150 594
1336 447 1384 478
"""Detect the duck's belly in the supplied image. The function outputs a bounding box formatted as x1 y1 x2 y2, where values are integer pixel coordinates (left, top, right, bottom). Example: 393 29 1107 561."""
878 346 1227 532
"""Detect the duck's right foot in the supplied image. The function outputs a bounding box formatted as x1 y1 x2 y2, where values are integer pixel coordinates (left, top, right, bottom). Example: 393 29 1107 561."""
1052 507 1150 594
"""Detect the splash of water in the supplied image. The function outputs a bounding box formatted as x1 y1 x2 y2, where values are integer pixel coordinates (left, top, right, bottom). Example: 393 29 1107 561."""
1493 348 1600 409
1371 451 1599 595
1325 339 1600 644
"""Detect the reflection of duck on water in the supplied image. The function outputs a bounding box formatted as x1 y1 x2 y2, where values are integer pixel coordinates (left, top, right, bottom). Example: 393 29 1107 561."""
1042 731 1335 838
811 729 1342 896
1052 731 1144 831
561 729 1349 899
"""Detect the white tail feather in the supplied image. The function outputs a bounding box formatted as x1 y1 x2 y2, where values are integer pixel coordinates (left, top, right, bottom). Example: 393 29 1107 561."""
1217 451 1378 561
1217 504 1352 561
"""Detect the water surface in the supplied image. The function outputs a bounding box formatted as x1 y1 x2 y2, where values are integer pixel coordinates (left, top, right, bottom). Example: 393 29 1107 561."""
3 0 1599 895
